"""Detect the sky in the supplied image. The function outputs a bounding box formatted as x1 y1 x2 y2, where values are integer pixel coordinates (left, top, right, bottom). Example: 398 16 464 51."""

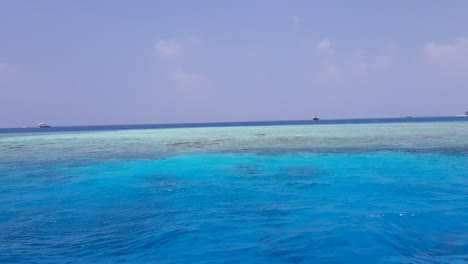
1 1 468 127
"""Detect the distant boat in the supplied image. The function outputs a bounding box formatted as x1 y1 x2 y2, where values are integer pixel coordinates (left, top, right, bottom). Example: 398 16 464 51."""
313 116 320 121
37 122 51 128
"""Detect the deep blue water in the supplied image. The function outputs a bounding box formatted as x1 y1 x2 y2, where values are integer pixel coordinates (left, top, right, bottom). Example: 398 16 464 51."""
1 119 467 263
1 116 467 134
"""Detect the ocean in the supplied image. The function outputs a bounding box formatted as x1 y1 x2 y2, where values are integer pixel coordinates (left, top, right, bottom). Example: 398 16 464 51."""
1 117 467 263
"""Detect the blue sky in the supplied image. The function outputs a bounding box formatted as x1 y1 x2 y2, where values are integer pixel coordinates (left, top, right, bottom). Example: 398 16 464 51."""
1 1 468 127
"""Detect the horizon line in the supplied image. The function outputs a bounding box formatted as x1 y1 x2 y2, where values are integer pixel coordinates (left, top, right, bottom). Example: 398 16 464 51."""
1 115 467 130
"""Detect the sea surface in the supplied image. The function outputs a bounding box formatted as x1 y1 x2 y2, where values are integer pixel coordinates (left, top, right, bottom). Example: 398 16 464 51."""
1 117 467 263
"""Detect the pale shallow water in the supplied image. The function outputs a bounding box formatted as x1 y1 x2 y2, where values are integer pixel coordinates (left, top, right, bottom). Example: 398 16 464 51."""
1 121 467 263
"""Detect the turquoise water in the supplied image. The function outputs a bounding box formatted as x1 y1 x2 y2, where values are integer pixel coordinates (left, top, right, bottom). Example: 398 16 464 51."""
1 121 468 263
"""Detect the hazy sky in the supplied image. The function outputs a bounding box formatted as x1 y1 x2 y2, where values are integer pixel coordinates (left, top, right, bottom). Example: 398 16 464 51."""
1 1 468 127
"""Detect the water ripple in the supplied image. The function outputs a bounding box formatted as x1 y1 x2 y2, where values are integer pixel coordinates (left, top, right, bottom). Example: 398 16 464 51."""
1 150 467 263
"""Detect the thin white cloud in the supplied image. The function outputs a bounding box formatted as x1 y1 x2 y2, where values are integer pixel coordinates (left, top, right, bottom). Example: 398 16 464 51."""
154 36 209 90
423 37 468 72
292 16 301 25
313 39 398 81
316 38 332 53
314 38 338 80
154 39 182 57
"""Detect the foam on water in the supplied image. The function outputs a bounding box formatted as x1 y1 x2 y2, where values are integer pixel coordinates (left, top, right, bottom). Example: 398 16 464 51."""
1 121 467 263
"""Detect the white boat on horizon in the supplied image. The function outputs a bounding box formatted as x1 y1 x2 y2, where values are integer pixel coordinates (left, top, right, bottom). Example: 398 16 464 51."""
37 122 51 128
